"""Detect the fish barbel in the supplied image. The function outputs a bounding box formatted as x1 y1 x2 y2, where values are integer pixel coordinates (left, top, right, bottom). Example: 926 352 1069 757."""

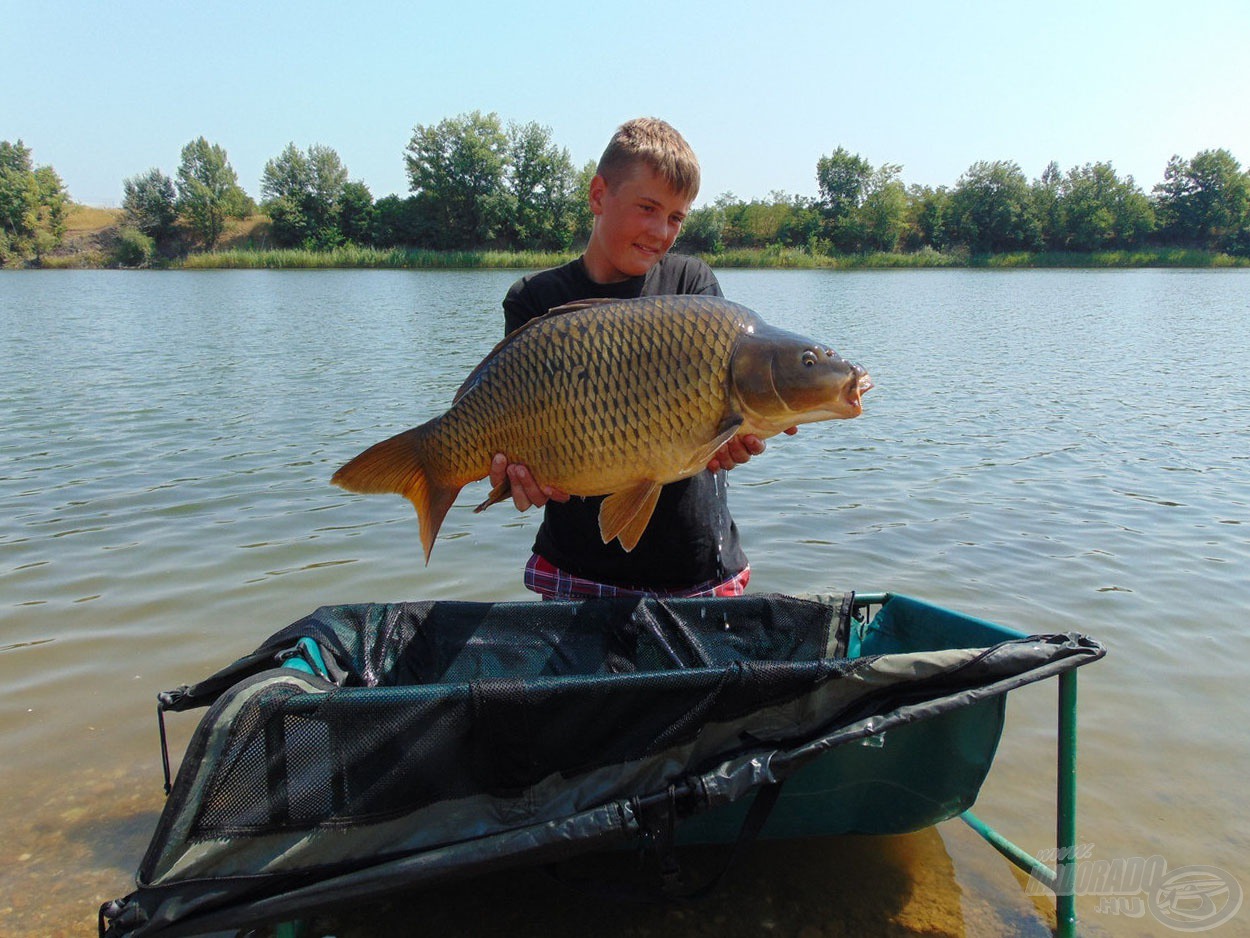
332 295 872 563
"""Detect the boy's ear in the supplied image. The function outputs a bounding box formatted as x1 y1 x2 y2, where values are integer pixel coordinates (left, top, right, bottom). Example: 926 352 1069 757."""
588 174 608 216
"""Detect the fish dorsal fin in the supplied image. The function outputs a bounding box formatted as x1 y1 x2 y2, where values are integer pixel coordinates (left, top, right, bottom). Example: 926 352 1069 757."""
544 297 622 316
452 332 520 403
452 299 622 403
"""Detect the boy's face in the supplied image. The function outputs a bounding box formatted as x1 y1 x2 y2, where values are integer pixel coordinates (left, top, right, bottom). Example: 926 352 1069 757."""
583 165 693 283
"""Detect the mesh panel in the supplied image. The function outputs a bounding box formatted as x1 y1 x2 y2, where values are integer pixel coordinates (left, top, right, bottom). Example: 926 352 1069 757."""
187 665 848 837
183 597 846 838
192 683 305 835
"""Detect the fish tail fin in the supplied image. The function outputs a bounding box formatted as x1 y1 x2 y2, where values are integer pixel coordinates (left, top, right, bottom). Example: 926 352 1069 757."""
331 424 461 564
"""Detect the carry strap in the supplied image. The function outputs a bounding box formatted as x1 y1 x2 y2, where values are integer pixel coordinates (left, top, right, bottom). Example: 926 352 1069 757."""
661 780 785 900
548 779 786 902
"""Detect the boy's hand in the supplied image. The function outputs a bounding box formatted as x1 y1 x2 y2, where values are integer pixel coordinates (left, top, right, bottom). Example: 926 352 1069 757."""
707 428 798 472
490 454 570 512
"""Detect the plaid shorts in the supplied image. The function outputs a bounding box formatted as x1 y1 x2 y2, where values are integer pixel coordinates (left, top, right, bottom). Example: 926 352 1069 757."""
524 553 750 601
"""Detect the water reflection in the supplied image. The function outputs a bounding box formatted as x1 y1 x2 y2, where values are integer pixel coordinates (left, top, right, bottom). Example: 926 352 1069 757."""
307 827 1040 938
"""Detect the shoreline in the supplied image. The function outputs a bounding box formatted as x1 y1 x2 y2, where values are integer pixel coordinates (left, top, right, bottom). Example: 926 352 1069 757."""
31 244 1250 271
22 207 1250 271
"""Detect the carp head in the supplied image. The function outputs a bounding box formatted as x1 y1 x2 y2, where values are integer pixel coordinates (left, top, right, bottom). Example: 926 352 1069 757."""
730 322 872 433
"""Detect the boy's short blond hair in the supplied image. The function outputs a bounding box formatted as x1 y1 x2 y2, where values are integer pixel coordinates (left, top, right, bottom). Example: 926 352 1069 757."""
596 117 701 201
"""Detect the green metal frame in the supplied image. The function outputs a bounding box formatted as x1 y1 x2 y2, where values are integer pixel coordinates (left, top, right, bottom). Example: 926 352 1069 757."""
959 669 1080 938
851 591 1082 937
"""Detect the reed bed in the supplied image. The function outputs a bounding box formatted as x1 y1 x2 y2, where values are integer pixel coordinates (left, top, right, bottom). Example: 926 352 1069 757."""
701 247 1248 269
974 248 1248 268
177 246 578 270
57 244 1246 271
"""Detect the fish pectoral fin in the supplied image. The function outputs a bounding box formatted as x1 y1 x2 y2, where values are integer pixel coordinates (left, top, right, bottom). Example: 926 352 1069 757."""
679 418 745 475
473 477 512 513
598 481 663 552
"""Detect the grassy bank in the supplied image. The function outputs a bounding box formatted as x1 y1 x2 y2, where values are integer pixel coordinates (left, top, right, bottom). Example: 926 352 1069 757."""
175 245 1249 270
705 246 1250 269
176 245 579 270
23 208 1250 270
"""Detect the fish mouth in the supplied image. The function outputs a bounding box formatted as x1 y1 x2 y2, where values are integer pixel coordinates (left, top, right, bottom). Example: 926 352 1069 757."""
844 368 873 411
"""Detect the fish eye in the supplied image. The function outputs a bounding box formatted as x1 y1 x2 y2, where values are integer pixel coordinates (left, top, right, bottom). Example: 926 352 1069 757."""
802 350 818 367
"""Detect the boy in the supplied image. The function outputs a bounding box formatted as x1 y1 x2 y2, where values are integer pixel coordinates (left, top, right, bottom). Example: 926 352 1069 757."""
494 117 789 599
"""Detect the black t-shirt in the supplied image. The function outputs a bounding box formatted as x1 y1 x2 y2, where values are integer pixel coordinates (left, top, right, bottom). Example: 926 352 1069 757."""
501 253 749 590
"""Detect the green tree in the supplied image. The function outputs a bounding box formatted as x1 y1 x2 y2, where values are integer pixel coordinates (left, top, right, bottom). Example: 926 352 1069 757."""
261 143 310 203
338 181 375 245
902 185 950 251
816 147 905 252
1059 162 1154 250
859 165 908 252
776 194 823 250
122 168 178 243
0 139 69 262
816 147 872 218
569 159 597 246
1153 149 1249 250
176 137 249 248
305 144 349 248
405 111 509 249
713 192 744 246
946 160 1040 252
261 143 312 246
675 202 725 253
1032 161 1064 250
372 194 420 246
261 143 351 248
737 193 796 248
112 227 156 267
505 121 578 250
816 147 874 251
0 140 40 240
33 166 67 240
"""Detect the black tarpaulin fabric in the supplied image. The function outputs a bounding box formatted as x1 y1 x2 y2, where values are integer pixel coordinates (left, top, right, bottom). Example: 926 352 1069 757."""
102 593 1104 938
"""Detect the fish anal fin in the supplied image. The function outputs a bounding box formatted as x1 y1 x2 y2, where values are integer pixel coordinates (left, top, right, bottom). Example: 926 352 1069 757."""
473 477 512 513
331 425 462 565
598 481 663 552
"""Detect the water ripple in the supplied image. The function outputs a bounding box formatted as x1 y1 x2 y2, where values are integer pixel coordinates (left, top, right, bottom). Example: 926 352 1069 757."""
2 269 1249 938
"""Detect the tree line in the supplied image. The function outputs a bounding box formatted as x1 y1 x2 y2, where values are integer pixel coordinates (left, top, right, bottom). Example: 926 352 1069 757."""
0 140 69 263
85 112 597 264
680 147 1250 257
4 112 1250 266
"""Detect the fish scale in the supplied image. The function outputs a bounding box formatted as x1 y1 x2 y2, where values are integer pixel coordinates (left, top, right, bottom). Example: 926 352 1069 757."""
332 295 870 563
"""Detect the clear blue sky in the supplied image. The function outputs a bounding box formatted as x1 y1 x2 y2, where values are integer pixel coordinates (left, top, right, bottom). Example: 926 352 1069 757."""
5 0 1249 207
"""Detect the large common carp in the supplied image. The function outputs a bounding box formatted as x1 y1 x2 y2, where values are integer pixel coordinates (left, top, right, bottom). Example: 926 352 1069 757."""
332 295 872 563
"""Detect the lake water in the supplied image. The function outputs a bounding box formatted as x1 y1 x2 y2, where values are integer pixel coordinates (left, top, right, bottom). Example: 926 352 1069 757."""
2 268 1248 937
